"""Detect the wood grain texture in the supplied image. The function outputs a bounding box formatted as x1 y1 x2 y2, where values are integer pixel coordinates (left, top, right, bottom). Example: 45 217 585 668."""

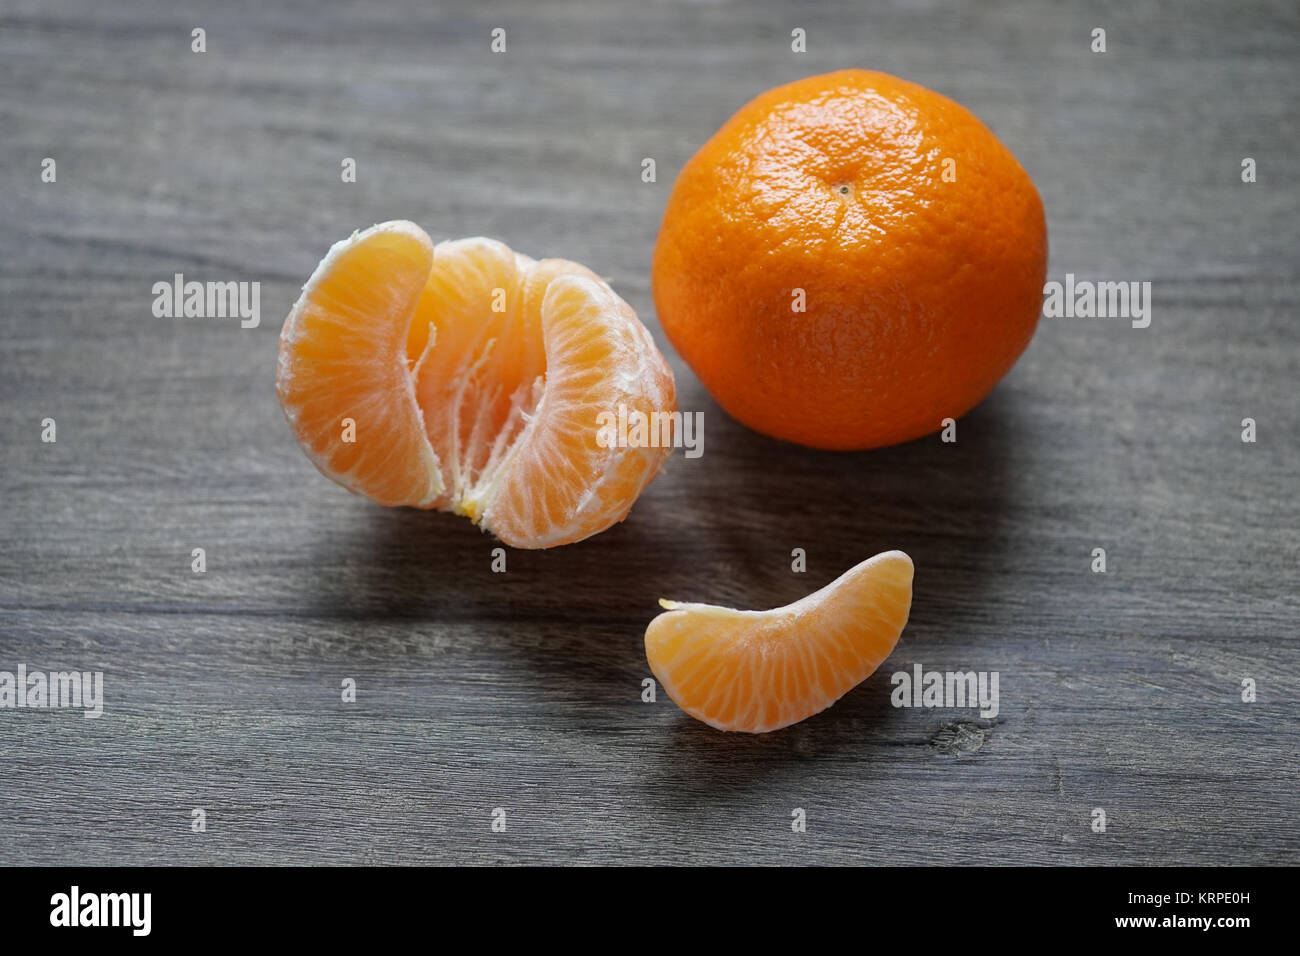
1 0 1297 865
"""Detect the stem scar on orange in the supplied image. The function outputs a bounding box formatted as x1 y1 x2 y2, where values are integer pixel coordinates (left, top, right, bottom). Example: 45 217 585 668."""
651 69 1048 450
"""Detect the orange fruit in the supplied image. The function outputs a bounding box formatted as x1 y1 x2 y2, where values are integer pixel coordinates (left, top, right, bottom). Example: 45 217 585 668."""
277 221 676 549
652 69 1047 450
645 551 913 733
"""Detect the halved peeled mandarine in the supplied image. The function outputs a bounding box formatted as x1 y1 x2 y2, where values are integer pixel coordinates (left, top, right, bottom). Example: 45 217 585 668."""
277 221 676 548
645 551 913 733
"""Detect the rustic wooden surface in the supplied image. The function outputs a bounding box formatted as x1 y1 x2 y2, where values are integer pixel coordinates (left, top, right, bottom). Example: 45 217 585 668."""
1 0 1297 866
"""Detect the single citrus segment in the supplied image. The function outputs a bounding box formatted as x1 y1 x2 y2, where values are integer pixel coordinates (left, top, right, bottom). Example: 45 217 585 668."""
276 221 442 507
652 69 1047 450
645 551 914 733
277 222 676 548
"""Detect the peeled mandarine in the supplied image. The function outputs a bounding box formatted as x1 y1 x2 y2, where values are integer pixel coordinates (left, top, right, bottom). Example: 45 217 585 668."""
276 221 676 549
652 70 1048 450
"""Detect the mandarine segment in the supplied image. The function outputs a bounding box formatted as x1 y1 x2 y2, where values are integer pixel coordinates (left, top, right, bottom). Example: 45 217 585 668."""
645 551 913 733
478 271 676 547
277 221 442 507
407 237 548 516
652 69 1048 450
277 221 676 548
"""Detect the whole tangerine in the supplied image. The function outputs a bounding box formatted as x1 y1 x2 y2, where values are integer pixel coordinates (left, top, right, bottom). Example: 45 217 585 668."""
651 69 1048 450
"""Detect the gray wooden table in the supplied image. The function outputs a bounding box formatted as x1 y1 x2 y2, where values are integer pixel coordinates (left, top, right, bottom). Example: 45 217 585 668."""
1 0 1296 866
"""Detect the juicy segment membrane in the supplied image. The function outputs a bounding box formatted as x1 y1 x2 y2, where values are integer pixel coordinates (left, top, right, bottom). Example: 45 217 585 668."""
645 551 914 733
276 221 677 549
